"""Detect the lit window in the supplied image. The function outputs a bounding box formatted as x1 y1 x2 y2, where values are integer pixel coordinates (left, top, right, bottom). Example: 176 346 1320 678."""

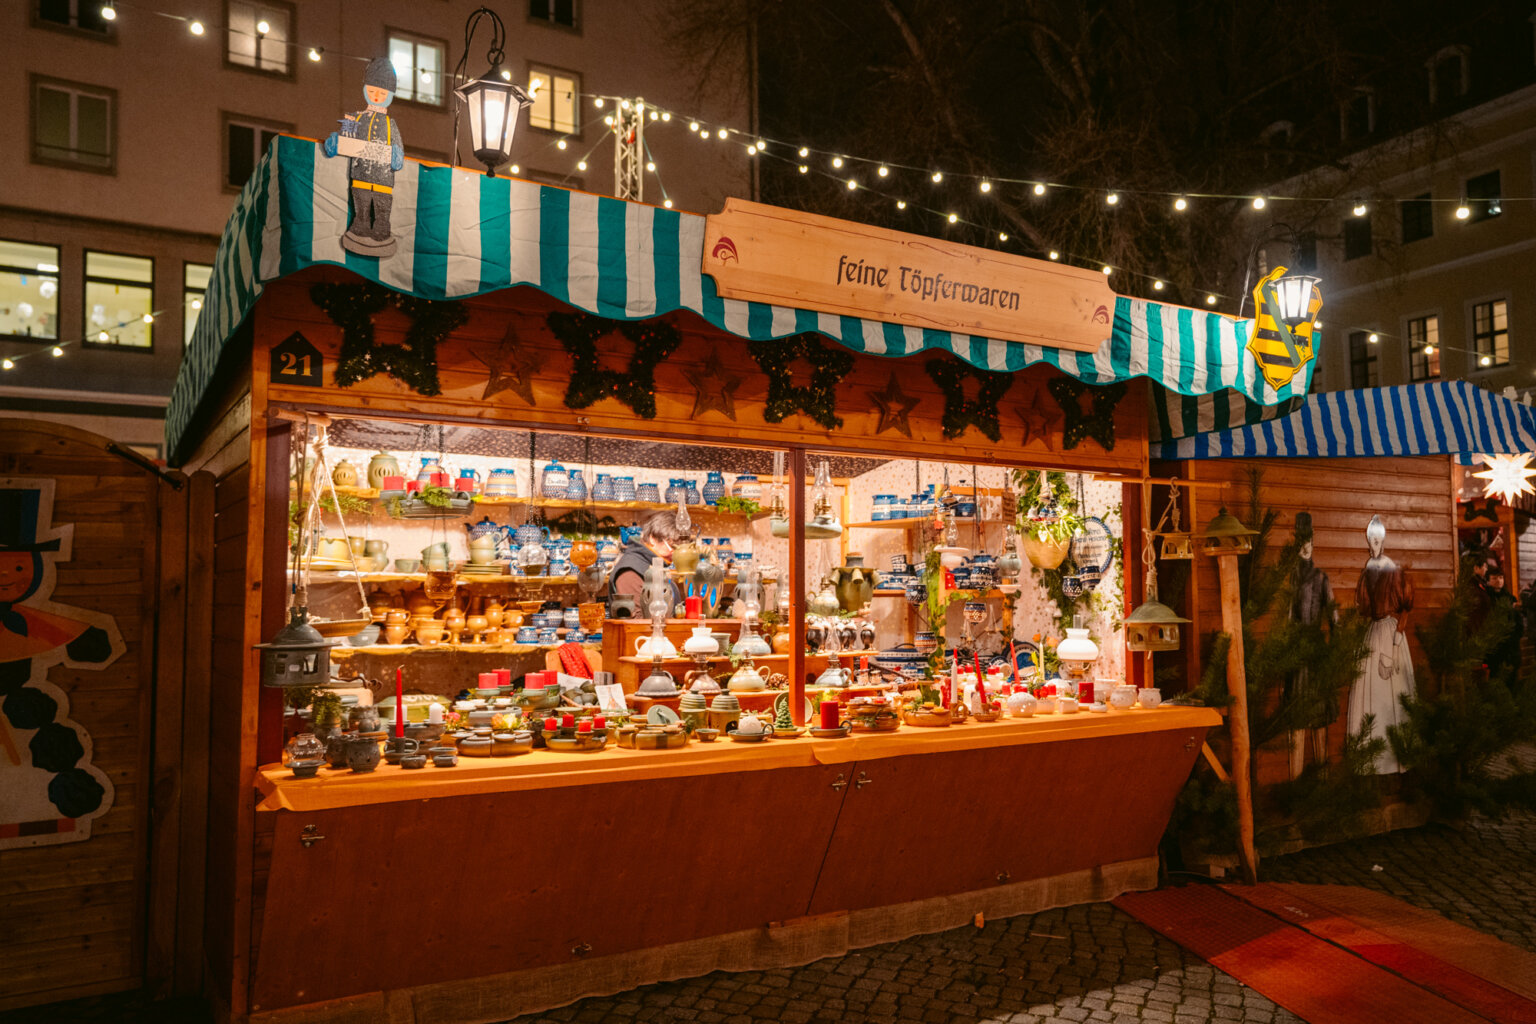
1400 193 1433 243
84 251 154 350
225 116 288 189
1473 300 1509 368
1408 315 1440 382
528 65 579 134
529 0 578 30
227 1 292 74
35 0 112 34
32 77 114 170
184 262 212 348
387 31 446 106
1465 170 1501 222
0 240 61 341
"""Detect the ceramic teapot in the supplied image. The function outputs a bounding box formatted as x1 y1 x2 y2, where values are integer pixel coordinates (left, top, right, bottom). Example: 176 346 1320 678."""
634 633 679 659
366 451 400 489
682 625 719 656
727 663 766 692
831 554 879 612
672 540 700 574
815 661 852 689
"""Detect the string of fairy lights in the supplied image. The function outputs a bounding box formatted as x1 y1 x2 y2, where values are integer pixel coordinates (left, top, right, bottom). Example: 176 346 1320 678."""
17 0 1524 378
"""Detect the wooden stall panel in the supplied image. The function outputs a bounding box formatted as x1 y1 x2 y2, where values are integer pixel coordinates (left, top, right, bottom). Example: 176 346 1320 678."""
0 422 162 1011
807 727 1209 916
249 763 850 1013
256 270 1148 478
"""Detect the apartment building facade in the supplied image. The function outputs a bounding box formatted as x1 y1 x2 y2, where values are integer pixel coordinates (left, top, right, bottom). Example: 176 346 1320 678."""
0 0 752 456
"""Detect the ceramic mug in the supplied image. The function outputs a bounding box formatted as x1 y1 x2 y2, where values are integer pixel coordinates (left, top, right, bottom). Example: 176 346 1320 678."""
422 542 450 560
516 626 538 644
316 537 351 561
394 558 420 573
365 539 388 559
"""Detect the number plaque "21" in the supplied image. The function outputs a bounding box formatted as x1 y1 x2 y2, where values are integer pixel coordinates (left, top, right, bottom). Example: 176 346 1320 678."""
269 331 323 387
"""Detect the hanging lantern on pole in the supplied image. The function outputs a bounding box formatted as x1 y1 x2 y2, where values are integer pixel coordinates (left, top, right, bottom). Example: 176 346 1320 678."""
1200 506 1258 556
454 7 534 175
257 608 338 688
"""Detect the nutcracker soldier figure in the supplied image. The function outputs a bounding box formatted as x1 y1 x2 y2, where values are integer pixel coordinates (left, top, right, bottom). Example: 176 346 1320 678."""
324 57 405 258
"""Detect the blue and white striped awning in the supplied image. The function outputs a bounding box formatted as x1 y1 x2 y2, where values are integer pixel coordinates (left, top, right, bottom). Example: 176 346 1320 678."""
1154 380 1536 460
166 135 1310 462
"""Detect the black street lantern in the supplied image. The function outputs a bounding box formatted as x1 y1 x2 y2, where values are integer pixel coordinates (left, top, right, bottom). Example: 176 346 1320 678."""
454 7 533 176
255 607 337 688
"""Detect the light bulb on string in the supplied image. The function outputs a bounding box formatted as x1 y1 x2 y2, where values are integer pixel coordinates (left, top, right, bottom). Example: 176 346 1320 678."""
557 139 568 150
754 139 765 151
979 180 991 193
716 128 727 139
101 2 116 20
998 231 1008 241
831 156 843 168
603 115 614 126
798 165 808 174
661 112 670 121
308 47 322 62
1368 333 1379 343
256 18 270 33
663 199 673 208
1033 183 1046 196
1481 355 1493 367
500 69 511 80
645 161 655 172
689 121 699 132
1 359 12 370
1048 250 1059 260
1456 202 1470 219
1205 295 1218 305
846 179 857 190
1105 192 1119 206
51 346 64 357
593 97 604 108
1153 280 1164 291
189 19 204 35
931 171 943 183
649 111 659 121
577 160 588 171
1101 265 1113 275
798 146 809 157
510 164 520 175
1353 202 1368 217
877 165 889 177
947 213 958 224
97 331 109 342
1174 197 1188 211
1251 196 1266 210
191 298 203 310
142 313 154 324
744 144 756 156
621 99 631 110
896 200 906 210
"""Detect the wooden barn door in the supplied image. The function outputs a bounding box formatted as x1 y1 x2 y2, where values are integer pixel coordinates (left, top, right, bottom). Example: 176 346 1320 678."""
0 419 211 1011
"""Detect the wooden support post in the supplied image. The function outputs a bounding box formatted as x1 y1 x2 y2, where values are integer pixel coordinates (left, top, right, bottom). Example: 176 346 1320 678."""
790 448 807 726
1216 552 1258 885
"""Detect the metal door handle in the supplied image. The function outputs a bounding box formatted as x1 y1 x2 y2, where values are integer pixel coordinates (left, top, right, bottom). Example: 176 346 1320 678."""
299 824 325 848
855 771 872 789
830 773 847 791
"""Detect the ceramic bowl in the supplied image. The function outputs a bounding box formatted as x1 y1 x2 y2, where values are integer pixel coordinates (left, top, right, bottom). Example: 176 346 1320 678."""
345 623 381 647
400 753 427 769
290 758 324 778
431 752 458 767
1138 688 1163 709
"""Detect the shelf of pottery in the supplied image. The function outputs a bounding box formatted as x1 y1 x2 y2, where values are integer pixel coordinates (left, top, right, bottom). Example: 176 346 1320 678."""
290 441 780 659
817 461 1126 685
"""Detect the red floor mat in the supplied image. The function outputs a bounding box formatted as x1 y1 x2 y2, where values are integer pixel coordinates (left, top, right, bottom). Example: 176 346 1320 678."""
1114 886 1491 1024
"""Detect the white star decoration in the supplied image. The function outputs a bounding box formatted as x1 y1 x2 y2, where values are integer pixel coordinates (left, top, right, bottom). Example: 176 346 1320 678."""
1473 453 1536 504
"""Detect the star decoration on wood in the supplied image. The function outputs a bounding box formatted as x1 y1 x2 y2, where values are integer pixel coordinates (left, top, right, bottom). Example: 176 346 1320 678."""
1048 378 1128 451
690 349 742 420
924 356 1014 441
1016 390 1063 450
748 333 855 430
474 325 542 404
546 311 683 419
1474 453 1536 504
311 281 467 396
867 373 921 437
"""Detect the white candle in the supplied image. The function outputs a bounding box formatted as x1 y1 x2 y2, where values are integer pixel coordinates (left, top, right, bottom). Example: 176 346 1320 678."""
428 701 444 725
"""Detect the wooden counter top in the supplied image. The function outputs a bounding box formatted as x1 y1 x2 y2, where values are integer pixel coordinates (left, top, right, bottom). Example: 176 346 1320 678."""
256 705 1220 812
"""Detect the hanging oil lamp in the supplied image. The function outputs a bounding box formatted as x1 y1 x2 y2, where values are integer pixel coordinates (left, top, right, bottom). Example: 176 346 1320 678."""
804 460 842 539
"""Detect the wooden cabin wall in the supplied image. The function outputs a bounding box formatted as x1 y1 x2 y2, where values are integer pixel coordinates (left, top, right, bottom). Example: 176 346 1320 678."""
254 269 1149 479
1160 454 1457 789
0 422 160 1010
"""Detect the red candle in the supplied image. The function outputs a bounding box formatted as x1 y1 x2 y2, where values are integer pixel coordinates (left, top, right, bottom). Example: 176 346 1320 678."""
972 652 988 707
561 713 575 728
577 720 593 734
496 668 512 688
685 595 702 617
819 700 840 729
406 480 421 493
594 716 607 730
429 471 449 488
394 667 404 737
544 716 559 731
478 672 495 688
381 475 405 490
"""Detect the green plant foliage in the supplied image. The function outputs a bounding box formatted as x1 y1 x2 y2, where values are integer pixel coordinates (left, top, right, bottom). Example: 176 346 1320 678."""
1263 719 1386 848
712 495 761 515
1388 560 1536 821
1164 769 1239 859
311 281 466 395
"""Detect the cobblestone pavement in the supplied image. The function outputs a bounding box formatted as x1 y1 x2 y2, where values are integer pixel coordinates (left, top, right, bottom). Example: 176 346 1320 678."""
1262 808 1536 953
497 903 1304 1024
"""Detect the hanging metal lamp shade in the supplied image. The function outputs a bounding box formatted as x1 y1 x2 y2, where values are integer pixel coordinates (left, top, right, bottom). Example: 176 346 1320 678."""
255 608 337 688
1125 582 1190 652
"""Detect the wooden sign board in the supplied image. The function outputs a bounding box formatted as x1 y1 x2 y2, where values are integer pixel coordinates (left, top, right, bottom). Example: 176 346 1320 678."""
703 198 1116 352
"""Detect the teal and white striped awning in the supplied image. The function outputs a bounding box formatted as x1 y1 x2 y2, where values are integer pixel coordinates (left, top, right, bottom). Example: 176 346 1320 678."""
166 135 1311 462
1154 380 1536 460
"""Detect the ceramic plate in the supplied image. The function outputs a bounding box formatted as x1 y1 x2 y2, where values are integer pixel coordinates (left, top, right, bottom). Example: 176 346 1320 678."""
646 705 681 726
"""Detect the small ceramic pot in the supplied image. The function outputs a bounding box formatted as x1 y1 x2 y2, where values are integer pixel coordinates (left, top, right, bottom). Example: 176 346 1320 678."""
1138 688 1163 709
290 758 324 778
1108 684 1138 710
400 753 427 769
431 751 458 767
346 735 381 773
416 621 445 647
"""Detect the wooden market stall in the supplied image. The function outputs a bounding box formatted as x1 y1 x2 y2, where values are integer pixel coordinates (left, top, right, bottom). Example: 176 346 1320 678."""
164 136 1313 1023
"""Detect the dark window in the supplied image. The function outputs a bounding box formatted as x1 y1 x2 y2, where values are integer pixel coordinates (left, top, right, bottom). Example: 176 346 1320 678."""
1473 300 1509 368
1342 90 1374 140
530 0 578 29
1293 233 1317 273
1466 171 1501 222
32 76 114 171
1348 331 1378 388
1401 193 1433 243
37 0 110 33
225 117 285 189
1343 216 1372 261
1408 315 1440 382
